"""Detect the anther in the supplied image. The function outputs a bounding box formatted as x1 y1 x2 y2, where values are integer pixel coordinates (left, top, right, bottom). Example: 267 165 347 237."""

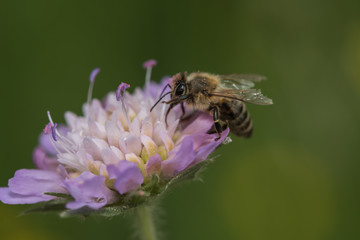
116 82 130 101
143 59 157 94
51 123 58 141
43 122 53 134
142 59 157 69
116 82 131 128
87 68 100 106
90 68 100 83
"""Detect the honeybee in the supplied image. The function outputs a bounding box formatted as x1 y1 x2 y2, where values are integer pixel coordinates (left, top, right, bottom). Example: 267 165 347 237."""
150 72 273 140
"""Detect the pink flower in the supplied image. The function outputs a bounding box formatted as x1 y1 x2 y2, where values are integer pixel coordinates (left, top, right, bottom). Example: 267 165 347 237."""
0 60 230 215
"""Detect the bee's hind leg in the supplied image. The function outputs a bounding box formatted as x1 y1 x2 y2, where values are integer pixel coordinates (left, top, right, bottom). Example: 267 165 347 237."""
222 120 229 131
212 107 222 141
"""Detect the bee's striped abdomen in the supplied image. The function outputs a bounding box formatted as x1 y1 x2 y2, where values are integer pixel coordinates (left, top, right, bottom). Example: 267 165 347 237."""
219 100 253 138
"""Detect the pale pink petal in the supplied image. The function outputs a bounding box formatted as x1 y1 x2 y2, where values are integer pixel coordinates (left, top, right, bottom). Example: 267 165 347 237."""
101 147 122 165
105 121 121 147
141 116 153 138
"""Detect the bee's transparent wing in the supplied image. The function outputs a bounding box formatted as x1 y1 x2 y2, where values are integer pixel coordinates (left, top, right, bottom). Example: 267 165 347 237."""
237 89 273 105
218 74 267 90
211 89 273 105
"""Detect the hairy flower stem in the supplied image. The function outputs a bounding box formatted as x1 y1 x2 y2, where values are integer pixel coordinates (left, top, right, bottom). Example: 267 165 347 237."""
136 205 158 240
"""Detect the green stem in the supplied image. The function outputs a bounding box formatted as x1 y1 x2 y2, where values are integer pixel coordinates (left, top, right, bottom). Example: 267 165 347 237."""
136 205 158 240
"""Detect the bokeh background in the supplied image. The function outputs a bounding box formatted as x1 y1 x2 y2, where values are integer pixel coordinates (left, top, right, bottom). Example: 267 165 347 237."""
1 0 359 239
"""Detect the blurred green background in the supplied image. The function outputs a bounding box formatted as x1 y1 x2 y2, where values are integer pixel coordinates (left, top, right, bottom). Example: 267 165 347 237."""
1 0 359 239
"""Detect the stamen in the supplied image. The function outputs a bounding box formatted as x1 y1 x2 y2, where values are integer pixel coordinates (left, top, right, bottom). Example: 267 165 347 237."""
51 123 58 141
47 111 65 140
87 68 101 107
46 110 75 153
43 122 53 134
143 59 157 94
116 82 130 101
47 134 61 154
116 82 131 128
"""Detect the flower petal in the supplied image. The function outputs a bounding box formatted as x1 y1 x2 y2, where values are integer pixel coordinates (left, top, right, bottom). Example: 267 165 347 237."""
141 135 158 157
39 133 57 155
107 161 144 194
141 116 153 138
160 131 174 152
64 111 78 130
146 154 162 176
64 171 117 210
105 120 121 147
101 147 122 165
89 119 107 139
193 128 230 165
8 169 65 195
162 136 196 178
120 134 142 156
181 112 214 136
129 117 141 137
0 187 55 204
32 147 58 171
0 169 65 205
82 137 108 160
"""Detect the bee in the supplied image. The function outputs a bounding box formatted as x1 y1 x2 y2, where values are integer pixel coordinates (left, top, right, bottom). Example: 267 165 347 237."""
150 72 273 140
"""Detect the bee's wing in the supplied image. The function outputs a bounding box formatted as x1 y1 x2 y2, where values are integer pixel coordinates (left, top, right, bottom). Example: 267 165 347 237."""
210 89 273 105
218 74 266 90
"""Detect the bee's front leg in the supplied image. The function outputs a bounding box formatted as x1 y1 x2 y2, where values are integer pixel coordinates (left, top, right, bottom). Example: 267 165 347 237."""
181 102 186 118
165 103 176 128
212 107 222 141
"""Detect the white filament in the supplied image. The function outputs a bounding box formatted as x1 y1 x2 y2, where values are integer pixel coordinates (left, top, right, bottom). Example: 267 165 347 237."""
145 67 152 95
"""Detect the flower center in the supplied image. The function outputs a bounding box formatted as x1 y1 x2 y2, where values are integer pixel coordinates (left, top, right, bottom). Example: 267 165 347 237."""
43 61 181 181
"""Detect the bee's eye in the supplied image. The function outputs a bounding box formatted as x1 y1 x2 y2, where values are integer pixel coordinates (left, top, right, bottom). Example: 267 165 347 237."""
175 84 185 96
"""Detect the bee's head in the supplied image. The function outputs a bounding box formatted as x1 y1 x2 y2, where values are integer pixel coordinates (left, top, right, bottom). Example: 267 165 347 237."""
171 72 188 98
150 72 189 112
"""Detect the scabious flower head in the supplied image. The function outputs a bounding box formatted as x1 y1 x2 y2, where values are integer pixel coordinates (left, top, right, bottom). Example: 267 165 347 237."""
0 61 230 217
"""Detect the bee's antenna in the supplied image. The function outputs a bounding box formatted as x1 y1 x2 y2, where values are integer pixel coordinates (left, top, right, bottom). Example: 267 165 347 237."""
158 84 171 99
150 91 172 112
